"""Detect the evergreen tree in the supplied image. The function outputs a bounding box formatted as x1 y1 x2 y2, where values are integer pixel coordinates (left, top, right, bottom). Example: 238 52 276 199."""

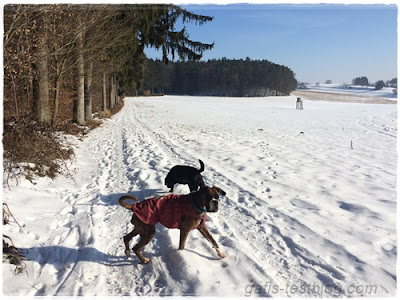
133 5 214 63
352 76 369 86
141 58 297 97
375 80 385 90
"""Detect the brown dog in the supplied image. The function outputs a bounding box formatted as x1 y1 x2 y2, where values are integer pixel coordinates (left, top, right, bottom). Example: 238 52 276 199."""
119 186 227 264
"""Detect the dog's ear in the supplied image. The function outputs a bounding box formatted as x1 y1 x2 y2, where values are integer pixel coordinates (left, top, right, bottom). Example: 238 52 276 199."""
213 186 226 196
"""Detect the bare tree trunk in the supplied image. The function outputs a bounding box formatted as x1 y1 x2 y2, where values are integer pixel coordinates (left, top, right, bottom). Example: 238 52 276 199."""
51 71 61 127
84 59 93 121
5 49 20 119
109 75 115 110
108 76 112 110
75 24 85 125
115 78 119 106
27 65 34 108
36 17 50 125
52 47 69 127
102 72 107 111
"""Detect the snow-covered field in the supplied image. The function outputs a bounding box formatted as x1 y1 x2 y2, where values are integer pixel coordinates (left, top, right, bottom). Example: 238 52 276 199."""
294 83 397 104
2 95 397 296
307 83 396 99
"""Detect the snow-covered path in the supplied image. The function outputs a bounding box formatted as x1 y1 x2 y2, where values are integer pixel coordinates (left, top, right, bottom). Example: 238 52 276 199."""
2 96 397 296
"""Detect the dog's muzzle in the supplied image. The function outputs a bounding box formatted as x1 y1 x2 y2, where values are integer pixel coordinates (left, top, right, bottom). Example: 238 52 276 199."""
207 199 219 212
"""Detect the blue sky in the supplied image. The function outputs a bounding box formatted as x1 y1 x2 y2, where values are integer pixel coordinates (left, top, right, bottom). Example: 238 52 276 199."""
145 3 397 84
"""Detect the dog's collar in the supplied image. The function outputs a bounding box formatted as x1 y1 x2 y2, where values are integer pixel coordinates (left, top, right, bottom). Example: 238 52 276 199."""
189 193 206 216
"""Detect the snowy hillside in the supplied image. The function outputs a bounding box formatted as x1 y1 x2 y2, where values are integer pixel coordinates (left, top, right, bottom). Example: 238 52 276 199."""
2 95 397 296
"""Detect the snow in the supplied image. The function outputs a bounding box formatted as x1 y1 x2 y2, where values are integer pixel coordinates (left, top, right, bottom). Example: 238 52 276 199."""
304 83 397 100
2 94 397 297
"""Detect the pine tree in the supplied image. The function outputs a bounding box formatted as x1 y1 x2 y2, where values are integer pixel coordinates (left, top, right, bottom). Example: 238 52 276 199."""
141 58 297 97
136 5 214 63
352 76 369 86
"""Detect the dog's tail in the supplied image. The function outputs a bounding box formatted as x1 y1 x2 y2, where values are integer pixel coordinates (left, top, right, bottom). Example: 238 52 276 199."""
198 159 205 173
119 195 139 210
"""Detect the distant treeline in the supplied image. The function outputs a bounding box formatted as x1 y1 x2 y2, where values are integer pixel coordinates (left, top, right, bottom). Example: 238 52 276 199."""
141 58 297 97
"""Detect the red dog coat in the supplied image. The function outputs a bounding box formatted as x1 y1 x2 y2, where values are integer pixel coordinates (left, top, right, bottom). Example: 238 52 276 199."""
132 194 207 229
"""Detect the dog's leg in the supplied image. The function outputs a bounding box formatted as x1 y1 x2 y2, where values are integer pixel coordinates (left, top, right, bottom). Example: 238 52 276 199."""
132 227 155 264
123 229 139 257
198 226 226 258
179 218 201 250
188 181 197 192
178 228 192 250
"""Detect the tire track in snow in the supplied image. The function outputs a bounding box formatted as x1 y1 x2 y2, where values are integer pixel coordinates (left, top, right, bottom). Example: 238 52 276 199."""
101 100 277 295
86 100 208 296
35 112 142 295
36 167 103 294
357 111 397 138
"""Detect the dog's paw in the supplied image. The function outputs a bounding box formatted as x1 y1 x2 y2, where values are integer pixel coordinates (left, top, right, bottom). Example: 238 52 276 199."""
142 257 151 264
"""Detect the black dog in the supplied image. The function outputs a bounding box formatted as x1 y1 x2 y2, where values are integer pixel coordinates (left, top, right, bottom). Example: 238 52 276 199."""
165 159 205 192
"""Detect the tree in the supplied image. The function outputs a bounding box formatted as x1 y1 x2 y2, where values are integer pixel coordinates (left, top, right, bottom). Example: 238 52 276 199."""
47 5 79 126
99 4 214 97
388 78 397 88
297 82 307 89
352 76 369 86
142 58 297 97
135 5 214 63
3 4 214 125
75 14 86 125
4 5 38 120
375 80 385 90
35 8 51 125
